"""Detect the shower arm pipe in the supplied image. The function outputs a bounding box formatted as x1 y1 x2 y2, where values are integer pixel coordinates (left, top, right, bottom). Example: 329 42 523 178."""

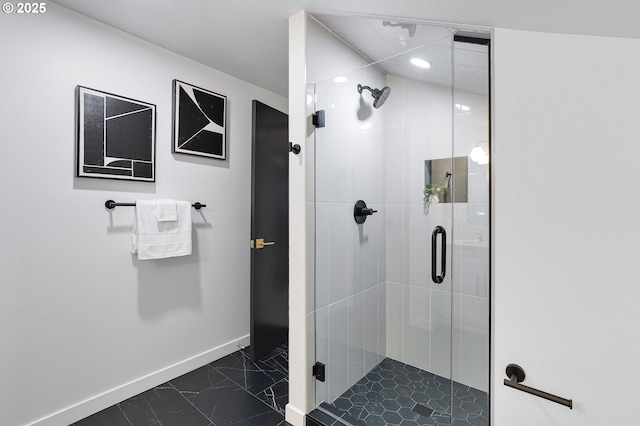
503 364 573 409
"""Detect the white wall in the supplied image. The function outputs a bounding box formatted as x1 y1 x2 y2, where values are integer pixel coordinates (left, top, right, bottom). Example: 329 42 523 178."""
0 4 287 426
493 28 640 424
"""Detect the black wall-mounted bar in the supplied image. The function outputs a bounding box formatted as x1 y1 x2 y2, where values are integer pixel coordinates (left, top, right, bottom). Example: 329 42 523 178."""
503 364 573 409
105 200 206 210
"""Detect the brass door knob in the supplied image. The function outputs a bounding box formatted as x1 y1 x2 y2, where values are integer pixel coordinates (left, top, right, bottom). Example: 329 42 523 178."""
253 238 275 249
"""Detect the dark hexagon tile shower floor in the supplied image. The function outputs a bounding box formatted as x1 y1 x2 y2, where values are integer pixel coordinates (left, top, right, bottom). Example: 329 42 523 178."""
326 357 488 426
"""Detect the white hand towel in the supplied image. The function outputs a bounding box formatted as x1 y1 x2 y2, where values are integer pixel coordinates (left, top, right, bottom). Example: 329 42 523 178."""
132 200 192 260
154 199 177 222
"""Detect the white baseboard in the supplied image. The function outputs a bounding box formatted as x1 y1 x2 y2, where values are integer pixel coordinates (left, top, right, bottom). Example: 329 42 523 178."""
285 403 307 426
28 335 250 426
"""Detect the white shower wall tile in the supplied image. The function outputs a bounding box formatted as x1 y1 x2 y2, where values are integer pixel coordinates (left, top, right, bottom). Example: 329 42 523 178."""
431 83 453 119
468 160 490 204
315 306 329 404
430 115 453 160
455 108 489 158
350 211 365 297
364 285 381 372
385 204 404 284
314 82 332 203
347 292 365 389
406 204 430 289
385 74 405 129
315 203 330 310
377 207 387 285
430 288 452 379
454 90 488 116
377 109 387 205
355 129 380 204
385 126 404 205
452 292 462 384
403 78 431 125
404 121 431 206
326 107 356 204
363 208 380 290
402 205 411 288
306 85 316 203
378 282 386 364
385 281 403 361
459 294 489 392
457 244 489 298
402 285 431 372
327 203 351 305
307 201 316 313
328 298 349 403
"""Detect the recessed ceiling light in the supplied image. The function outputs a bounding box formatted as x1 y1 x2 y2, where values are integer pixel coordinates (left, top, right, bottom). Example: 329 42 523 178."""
333 76 347 83
410 57 431 69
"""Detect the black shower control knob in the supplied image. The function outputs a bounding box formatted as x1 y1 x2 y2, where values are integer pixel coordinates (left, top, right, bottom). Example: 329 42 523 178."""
354 200 377 224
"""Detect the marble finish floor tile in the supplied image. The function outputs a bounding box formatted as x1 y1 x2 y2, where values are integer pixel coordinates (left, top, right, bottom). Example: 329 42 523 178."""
73 405 132 426
73 343 289 426
211 346 287 395
119 384 212 426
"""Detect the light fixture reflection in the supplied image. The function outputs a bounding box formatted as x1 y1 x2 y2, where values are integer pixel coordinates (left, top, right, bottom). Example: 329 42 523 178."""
470 141 489 165
410 57 431 69
333 76 347 83
455 103 470 112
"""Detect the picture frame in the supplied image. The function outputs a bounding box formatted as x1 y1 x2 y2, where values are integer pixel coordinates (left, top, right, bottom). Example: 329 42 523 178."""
172 79 227 160
76 86 156 181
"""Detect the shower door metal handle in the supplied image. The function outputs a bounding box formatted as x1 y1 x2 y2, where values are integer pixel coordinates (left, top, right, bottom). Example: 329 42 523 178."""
431 226 446 284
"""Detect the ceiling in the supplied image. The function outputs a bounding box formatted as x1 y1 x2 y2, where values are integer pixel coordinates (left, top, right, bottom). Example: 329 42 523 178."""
51 0 640 96
311 14 490 95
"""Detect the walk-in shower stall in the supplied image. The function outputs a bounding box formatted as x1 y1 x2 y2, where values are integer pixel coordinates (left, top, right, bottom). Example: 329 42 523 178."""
306 13 490 426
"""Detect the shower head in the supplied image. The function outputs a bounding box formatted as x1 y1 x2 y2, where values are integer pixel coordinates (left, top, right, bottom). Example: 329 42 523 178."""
357 84 391 108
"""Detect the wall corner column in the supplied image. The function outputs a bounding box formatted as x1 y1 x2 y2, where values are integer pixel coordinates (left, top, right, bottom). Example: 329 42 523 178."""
286 10 313 426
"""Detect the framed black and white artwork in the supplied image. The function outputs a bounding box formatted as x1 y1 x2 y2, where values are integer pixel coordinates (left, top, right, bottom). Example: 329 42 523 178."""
76 86 156 181
172 80 227 160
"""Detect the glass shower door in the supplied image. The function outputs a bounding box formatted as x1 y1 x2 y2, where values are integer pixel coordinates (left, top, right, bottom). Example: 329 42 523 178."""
308 14 490 426
310 32 459 425
449 35 491 424
312 59 390 417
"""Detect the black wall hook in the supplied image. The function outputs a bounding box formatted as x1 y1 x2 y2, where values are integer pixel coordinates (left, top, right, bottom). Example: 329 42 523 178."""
289 142 301 155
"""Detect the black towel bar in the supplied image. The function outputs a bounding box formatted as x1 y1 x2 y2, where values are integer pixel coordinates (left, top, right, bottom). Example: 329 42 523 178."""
105 200 206 210
503 364 572 409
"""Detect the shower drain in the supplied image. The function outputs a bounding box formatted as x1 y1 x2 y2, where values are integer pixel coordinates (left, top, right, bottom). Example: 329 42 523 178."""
412 403 434 418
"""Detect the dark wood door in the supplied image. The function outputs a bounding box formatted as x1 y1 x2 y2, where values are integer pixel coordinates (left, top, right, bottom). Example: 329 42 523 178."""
250 100 289 362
